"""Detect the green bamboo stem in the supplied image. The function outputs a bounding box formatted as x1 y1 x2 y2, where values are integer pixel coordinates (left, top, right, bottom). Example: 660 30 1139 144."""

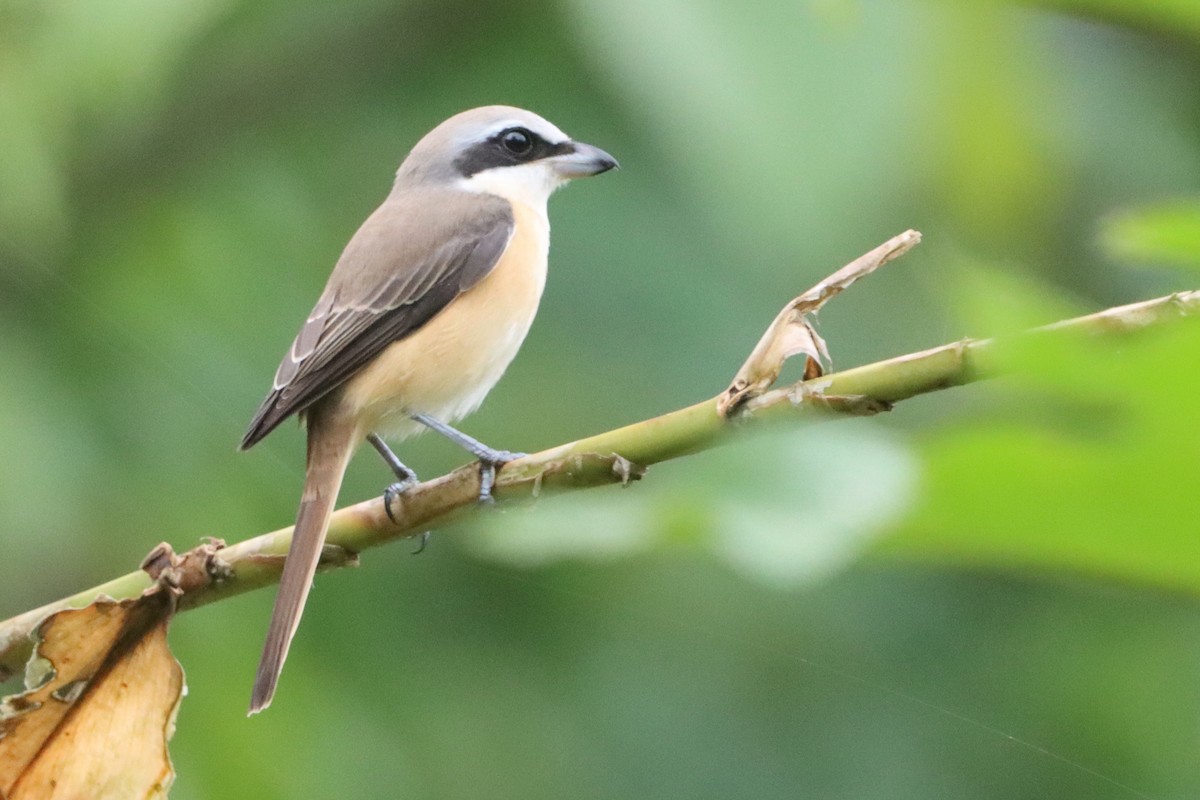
1 288 1197 679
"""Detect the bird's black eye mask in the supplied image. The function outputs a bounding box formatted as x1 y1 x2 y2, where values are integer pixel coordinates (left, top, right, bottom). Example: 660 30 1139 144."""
454 127 576 177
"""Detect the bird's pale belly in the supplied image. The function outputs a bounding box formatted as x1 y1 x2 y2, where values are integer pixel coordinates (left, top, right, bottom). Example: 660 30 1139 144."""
338 201 549 441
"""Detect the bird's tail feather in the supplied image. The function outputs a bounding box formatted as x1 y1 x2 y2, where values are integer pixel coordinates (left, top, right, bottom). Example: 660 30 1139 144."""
248 410 357 715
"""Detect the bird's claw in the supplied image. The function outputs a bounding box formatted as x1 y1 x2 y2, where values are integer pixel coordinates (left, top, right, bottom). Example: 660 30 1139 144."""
383 477 417 524
476 451 526 504
478 462 498 504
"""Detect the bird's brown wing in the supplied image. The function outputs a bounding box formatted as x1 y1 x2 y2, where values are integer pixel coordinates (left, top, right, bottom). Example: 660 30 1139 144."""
241 189 515 449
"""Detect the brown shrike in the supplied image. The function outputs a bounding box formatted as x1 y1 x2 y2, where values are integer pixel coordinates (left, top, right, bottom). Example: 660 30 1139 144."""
241 106 617 713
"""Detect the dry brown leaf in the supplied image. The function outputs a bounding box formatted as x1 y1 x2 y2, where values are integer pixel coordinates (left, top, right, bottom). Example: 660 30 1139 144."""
719 229 922 416
0 592 184 800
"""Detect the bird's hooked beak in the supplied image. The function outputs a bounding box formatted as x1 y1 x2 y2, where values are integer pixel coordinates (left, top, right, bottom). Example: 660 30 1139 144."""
549 140 619 179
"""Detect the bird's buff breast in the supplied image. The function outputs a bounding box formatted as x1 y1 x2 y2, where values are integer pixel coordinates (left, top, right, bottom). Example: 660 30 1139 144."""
339 201 549 439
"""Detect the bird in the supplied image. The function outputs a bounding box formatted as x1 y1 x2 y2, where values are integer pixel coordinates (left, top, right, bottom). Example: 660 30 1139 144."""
240 106 617 714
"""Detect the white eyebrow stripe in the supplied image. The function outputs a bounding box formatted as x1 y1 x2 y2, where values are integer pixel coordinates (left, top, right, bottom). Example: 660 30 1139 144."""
471 118 570 145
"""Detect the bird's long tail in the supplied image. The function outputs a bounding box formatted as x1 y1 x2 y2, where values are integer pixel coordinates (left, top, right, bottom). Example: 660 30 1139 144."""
249 408 357 715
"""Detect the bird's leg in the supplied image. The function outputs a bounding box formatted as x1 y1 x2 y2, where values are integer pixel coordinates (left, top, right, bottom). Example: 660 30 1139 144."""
409 413 526 503
368 433 419 524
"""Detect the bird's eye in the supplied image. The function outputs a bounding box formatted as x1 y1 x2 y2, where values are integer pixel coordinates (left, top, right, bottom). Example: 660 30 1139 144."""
501 128 534 155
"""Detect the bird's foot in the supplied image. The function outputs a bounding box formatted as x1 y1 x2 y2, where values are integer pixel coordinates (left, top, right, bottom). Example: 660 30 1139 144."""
383 475 418 524
408 414 526 502
370 432 420 524
477 450 527 504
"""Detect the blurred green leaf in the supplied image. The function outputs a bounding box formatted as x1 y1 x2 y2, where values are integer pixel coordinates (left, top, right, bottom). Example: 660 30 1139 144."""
1029 0 1200 42
0 0 231 263
705 426 916 586
466 426 916 587
562 0 930 257
945 251 1084 337
888 292 1200 592
1100 199 1200 271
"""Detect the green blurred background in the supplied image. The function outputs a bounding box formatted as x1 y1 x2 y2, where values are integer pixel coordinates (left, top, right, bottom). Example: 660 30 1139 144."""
3 0 1200 797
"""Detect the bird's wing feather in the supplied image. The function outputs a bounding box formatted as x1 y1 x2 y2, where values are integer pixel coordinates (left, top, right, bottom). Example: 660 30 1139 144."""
241 189 515 449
